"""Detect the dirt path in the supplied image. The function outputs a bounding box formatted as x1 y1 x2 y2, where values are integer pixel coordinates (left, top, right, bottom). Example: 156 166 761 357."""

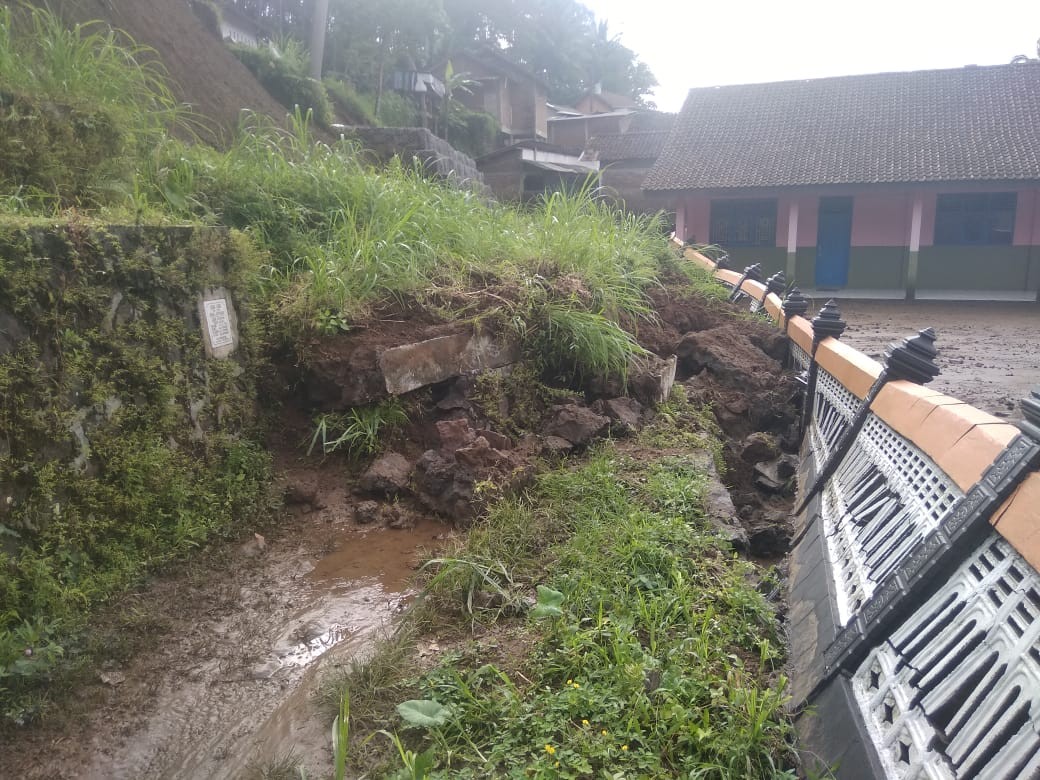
4 456 454 780
818 300 1040 421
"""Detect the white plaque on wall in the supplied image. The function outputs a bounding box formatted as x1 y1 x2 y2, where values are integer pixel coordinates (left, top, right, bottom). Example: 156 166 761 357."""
204 299 235 349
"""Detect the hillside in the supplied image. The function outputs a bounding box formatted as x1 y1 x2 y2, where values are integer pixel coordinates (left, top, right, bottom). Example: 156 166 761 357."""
29 0 289 145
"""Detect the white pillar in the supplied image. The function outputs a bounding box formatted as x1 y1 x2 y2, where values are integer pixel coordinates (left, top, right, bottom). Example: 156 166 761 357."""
786 200 799 281
907 193 923 300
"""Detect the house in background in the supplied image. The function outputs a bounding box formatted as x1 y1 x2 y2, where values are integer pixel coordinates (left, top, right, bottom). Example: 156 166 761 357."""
581 111 676 214
644 62 1040 300
478 140 598 202
449 48 549 147
574 86 639 115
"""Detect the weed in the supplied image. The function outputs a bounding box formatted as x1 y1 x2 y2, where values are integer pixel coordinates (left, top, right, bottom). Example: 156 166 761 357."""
307 398 408 458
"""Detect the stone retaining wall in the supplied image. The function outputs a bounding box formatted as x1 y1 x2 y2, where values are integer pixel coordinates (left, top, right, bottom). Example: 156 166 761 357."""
677 240 1040 780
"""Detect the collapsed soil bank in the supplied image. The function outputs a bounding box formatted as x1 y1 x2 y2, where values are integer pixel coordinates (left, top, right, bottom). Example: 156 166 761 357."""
1 257 802 777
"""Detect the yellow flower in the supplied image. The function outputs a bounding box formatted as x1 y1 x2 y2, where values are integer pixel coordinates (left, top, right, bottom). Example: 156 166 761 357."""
621 745 629 752
601 730 608 736
544 744 556 755
581 719 590 727
572 682 580 689
566 679 573 685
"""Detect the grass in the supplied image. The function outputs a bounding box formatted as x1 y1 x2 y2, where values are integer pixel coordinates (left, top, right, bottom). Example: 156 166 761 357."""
329 439 794 778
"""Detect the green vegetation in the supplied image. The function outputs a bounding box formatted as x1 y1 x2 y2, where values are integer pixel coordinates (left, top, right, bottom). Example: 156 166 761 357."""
231 40 334 127
0 6 182 209
0 224 276 725
326 443 793 778
0 15 793 778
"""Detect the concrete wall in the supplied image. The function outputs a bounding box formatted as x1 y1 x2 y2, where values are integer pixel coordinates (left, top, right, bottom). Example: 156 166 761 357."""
681 241 1040 779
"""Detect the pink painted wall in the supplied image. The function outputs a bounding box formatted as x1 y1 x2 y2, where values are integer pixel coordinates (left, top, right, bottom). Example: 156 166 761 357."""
851 193 912 246
672 186 1040 248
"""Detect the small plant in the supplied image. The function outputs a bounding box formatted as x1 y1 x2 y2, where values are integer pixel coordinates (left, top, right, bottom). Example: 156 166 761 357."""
307 399 408 457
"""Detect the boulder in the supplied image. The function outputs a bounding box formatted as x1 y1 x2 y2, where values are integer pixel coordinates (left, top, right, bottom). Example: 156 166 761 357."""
740 432 779 464
598 397 644 435
360 452 413 495
353 500 382 525
436 418 476 453
544 404 610 446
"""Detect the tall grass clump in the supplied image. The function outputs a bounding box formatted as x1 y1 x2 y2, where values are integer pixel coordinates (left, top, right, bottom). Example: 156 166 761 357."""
144 127 671 385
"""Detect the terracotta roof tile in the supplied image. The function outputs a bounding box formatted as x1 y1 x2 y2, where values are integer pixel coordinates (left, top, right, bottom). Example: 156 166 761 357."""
644 63 1040 191
585 131 671 161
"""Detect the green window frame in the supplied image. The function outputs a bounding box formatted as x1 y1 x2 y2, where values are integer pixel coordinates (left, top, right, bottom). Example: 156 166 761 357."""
709 199 777 247
934 193 1016 246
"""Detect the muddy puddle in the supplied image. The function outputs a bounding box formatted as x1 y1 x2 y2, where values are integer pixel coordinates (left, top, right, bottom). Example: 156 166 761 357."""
13 516 448 780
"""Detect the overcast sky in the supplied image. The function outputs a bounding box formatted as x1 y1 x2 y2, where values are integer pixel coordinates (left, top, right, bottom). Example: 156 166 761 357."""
580 0 1040 112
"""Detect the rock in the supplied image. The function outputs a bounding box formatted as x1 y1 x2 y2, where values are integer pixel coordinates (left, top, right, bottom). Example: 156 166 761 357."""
687 451 749 551
435 376 472 411
239 533 266 558
599 397 643 435
627 354 677 406
541 436 575 457
436 418 476 453
776 454 799 480
740 432 778 464
544 404 610 446
380 330 520 396
99 670 126 686
413 449 476 519
283 482 321 510
747 511 793 557
353 500 382 525
386 505 417 529
753 460 796 495
455 437 512 471
476 428 512 450
360 452 413 495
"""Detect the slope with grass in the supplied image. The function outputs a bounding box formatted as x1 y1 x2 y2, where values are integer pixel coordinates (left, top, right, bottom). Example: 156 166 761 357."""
0 10 801 778
322 393 795 779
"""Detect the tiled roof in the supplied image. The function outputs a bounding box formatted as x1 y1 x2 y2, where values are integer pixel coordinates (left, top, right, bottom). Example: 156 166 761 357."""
584 131 671 161
627 111 677 132
644 63 1040 192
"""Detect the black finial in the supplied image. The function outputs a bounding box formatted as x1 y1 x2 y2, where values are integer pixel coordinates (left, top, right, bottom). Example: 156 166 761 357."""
811 299 847 343
744 263 763 283
884 327 940 385
1019 387 1040 441
765 270 786 297
715 253 730 270
782 287 809 320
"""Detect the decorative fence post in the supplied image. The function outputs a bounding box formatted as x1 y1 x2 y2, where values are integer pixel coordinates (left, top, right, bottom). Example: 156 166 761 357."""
799 300 847 437
727 263 763 303
781 287 808 334
795 327 940 514
751 271 786 315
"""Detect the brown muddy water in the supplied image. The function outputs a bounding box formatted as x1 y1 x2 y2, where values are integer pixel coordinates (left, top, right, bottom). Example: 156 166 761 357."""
11 510 452 780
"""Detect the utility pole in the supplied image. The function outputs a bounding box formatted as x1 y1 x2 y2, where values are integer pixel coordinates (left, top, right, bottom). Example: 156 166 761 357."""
309 0 329 80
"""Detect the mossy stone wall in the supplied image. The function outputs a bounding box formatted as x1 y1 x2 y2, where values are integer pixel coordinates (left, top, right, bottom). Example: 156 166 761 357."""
0 221 273 722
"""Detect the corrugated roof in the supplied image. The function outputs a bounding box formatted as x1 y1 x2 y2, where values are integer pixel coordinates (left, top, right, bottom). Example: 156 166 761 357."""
644 63 1040 192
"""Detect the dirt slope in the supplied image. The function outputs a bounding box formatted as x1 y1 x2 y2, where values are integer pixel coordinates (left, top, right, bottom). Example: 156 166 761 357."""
31 0 290 146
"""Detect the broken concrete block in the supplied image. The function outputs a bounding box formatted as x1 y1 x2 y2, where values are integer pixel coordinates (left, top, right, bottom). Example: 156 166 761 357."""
380 330 520 395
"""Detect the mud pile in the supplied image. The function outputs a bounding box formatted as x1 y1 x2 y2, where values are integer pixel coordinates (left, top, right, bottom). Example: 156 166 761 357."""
281 286 798 555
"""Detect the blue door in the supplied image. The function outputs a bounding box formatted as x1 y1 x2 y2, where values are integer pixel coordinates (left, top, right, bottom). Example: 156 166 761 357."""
815 197 853 288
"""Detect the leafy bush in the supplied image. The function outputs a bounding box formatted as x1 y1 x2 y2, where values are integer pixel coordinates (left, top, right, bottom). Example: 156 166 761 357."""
231 42 333 126
444 106 498 158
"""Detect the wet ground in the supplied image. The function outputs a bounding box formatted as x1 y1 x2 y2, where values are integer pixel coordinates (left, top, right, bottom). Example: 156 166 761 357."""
5 455 455 780
814 299 1040 421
